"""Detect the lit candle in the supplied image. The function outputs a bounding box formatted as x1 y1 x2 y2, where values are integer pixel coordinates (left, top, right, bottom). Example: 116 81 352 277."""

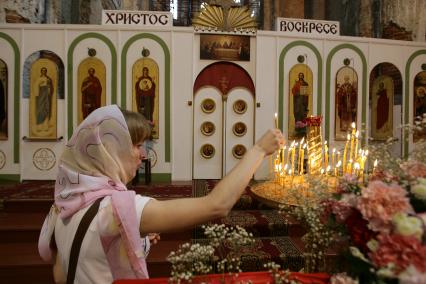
332 148 336 169
354 162 360 177
347 159 353 175
291 143 297 176
324 141 329 170
282 146 287 169
287 141 294 169
335 160 342 176
349 122 356 161
274 113 279 129
354 131 359 161
343 134 350 173
326 165 331 176
373 159 378 174
298 138 304 174
300 144 306 175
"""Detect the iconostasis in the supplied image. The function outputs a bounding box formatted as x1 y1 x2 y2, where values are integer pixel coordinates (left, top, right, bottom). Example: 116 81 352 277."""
0 24 425 181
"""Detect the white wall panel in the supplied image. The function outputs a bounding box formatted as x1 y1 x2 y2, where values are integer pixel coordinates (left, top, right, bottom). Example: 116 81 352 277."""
193 89 222 179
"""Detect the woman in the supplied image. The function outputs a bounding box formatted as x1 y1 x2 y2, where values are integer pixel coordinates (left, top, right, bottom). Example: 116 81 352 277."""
38 105 284 283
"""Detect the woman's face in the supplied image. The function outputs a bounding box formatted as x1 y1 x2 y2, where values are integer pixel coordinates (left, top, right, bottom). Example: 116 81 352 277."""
131 141 147 172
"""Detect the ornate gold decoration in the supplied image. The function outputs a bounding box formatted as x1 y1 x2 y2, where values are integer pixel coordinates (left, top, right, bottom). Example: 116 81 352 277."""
192 1 257 32
233 121 247 137
233 99 247 114
201 98 216 113
200 144 215 159
232 144 246 159
200 121 216 136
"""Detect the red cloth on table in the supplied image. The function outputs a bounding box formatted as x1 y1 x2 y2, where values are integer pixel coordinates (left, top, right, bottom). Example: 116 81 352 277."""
113 271 330 284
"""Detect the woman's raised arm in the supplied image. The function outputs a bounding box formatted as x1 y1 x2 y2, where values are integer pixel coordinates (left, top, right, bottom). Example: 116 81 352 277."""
139 129 284 234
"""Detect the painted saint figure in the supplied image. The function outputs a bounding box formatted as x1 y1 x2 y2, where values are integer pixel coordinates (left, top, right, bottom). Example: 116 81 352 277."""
336 75 357 131
415 87 426 117
36 67 54 130
291 72 309 123
135 67 156 121
0 79 5 132
376 82 389 130
81 68 102 119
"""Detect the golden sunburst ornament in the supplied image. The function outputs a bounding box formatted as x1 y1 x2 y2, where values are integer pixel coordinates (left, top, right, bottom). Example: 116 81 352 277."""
193 1 257 33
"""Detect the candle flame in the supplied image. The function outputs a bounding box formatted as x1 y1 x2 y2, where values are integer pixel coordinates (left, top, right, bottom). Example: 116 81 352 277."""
351 122 356 128
374 159 378 167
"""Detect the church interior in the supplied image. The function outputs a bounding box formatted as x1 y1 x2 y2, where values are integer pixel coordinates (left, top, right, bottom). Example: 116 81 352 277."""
0 0 425 283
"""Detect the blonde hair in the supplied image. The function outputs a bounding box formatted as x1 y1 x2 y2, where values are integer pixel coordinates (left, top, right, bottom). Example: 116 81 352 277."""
120 109 152 144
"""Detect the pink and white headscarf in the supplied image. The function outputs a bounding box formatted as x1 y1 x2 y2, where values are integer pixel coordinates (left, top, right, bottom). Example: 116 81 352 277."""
38 105 149 279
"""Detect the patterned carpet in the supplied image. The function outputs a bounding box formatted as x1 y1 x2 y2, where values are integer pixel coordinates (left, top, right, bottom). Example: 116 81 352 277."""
193 236 304 272
193 180 307 272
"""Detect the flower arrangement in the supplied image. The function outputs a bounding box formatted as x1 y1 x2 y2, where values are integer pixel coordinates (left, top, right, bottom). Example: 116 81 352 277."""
279 114 426 283
295 120 307 137
167 224 254 283
323 117 426 283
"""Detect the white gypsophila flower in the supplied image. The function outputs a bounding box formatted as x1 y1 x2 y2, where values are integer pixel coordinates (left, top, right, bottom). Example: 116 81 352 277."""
349 246 370 263
377 264 397 279
399 265 426 284
418 178 426 185
392 212 424 240
412 182 426 201
366 239 379 252
330 272 359 284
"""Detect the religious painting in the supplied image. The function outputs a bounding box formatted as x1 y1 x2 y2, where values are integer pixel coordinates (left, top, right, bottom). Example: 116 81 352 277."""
335 66 358 140
414 71 426 142
371 75 393 140
288 64 313 139
23 50 64 99
29 58 57 139
200 121 215 136
0 59 7 140
77 57 106 124
132 58 159 139
200 34 250 61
